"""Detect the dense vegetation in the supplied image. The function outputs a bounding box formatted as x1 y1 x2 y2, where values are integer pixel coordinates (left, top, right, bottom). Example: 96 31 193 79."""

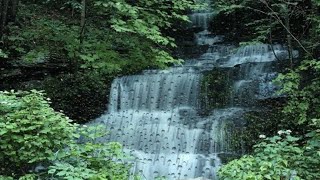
212 0 320 179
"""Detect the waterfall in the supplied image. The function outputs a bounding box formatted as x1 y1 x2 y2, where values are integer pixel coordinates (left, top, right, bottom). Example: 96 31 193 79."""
108 72 201 112
189 0 221 46
92 1 296 179
189 0 213 30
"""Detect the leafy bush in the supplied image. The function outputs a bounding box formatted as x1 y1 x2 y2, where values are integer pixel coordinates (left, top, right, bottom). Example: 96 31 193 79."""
0 175 13 180
275 60 320 125
0 90 77 175
0 90 130 179
0 174 37 180
47 126 130 180
5 2 185 76
219 128 320 180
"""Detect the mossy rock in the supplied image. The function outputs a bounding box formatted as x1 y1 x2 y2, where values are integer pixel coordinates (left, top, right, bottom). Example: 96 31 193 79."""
199 68 233 115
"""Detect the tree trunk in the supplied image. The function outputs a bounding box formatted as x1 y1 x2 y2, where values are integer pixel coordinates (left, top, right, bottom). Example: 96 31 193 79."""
284 6 293 68
0 0 4 39
9 0 19 22
70 0 86 71
0 0 9 39
80 0 86 45
311 0 319 57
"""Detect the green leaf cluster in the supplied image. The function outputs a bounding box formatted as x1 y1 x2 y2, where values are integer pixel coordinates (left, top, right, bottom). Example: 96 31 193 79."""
274 59 320 126
0 90 77 171
95 0 195 46
47 126 130 180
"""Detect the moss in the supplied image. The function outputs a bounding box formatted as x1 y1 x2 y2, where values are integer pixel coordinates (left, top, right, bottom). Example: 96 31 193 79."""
199 68 233 115
218 153 242 165
38 72 113 123
231 104 306 152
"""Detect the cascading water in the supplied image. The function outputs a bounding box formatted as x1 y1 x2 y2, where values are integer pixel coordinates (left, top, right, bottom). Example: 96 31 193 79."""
93 0 296 179
189 0 222 46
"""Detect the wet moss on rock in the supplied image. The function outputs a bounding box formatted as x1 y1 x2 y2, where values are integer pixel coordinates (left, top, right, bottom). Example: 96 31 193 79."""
39 72 113 123
3 72 113 124
199 68 233 115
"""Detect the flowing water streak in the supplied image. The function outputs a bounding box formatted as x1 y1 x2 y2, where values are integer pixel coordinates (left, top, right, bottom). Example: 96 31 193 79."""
189 0 214 30
96 68 223 179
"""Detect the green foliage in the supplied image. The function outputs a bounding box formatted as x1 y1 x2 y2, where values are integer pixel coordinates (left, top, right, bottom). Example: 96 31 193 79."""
17 174 37 180
0 90 130 179
212 0 311 47
95 0 195 47
6 4 79 61
233 108 290 152
77 29 164 74
275 59 320 125
219 130 320 180
303 119 320 179
0 90 77 175
0 176 14 180
3 0 196 76
0 49 8 58
47 126 130 180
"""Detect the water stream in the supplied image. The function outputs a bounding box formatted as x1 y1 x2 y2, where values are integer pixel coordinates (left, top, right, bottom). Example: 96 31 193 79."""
93 1 296 179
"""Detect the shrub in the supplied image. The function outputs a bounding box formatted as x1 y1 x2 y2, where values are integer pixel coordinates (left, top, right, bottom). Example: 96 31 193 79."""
0 90 77 176
0 90 130 179
219 128 320 180
47 126 130 180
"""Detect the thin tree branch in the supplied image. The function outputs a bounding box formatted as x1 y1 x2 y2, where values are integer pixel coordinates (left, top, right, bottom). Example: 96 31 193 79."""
259 0 313 58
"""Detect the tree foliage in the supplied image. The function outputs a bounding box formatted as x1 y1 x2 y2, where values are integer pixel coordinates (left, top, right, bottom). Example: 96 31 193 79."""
47 126 130 180
212 0 316 58
2 0 196 74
